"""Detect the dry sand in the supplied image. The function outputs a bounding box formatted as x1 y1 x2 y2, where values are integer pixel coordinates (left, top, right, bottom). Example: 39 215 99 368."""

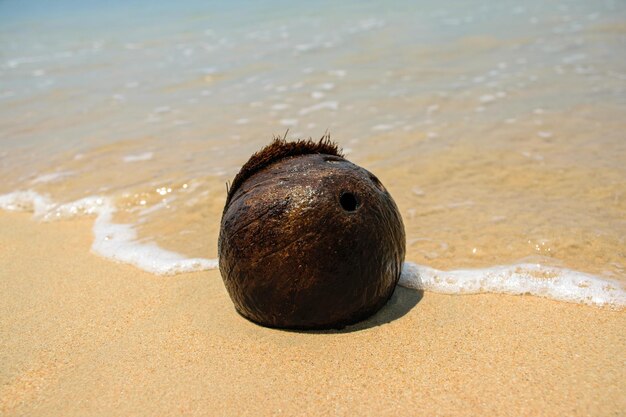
1 211 624 416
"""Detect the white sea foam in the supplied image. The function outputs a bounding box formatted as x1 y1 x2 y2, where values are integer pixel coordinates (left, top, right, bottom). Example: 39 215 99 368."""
0 190 55 216
279 118 298 126
123 152 154 162
479 94 496 104
91 205 218 275
371 124 393 131
31 170 75 184
0 191 218 275
2 191 624 307
271 103 290 111
399 262 625 308
298 101 339 115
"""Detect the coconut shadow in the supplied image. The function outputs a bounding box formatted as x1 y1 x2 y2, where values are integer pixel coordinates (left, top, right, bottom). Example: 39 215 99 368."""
281 286 423 334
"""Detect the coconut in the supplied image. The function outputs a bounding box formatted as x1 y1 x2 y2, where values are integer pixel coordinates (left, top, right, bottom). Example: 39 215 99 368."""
218 136 405 329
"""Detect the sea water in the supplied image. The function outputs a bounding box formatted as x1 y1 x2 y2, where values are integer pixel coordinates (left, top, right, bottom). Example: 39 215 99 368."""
1 0 624 307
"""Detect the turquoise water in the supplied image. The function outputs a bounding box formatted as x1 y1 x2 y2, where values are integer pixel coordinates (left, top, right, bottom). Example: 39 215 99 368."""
2 0 624 163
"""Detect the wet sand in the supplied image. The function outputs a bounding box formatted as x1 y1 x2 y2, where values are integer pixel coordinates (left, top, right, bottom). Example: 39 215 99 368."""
1 211 624 416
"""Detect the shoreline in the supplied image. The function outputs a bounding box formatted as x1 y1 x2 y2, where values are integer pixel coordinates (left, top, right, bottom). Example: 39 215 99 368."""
2 190 624 309
1 211 624 416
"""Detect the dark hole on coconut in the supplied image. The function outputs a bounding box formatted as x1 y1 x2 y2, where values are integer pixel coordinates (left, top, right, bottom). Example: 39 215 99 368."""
340 192 359 212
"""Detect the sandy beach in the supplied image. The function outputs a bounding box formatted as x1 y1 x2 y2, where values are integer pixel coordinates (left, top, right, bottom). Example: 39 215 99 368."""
2 0 626 415
1 211 624 416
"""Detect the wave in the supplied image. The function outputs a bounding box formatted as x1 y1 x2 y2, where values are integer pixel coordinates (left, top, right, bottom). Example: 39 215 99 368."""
0 191 218 275
399 262 625 308
1 190 624 308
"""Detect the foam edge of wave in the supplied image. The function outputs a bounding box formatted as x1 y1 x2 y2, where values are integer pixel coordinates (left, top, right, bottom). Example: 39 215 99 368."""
0 190 219 275
2 190 625 307
399 262 626 308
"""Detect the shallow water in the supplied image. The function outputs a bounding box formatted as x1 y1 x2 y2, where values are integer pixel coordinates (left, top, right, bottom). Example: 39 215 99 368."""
1 0 625 305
